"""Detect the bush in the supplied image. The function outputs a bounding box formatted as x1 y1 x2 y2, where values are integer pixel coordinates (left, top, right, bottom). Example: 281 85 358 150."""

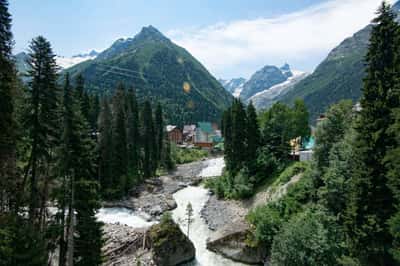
246 204 283 251
270 207 344 266
171 145 208 164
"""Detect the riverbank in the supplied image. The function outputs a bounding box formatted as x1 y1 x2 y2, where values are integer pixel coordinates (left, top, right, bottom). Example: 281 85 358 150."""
102 159 207 221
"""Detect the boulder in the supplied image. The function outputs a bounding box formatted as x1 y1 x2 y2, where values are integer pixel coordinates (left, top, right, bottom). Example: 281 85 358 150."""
147 216 195 266
206 221 266 264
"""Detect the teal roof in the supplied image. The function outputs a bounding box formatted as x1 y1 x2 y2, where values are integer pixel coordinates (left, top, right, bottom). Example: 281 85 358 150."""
212 136 224 143
198 122 213 134
302 136 315 150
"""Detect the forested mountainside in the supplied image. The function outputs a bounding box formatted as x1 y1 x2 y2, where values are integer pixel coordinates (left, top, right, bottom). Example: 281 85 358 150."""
64 26 233 125
280 3 400 121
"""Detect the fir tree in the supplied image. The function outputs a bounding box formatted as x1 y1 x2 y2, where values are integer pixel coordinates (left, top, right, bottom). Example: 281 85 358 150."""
246 101 260 174
126 88 140 187
0 0 16 212
155 103 164 167
344 3 400 264
292 99 310 144
230 99 247 175
112 83 128 194
98 98 113 197
26 36 60 223
142 101 156 178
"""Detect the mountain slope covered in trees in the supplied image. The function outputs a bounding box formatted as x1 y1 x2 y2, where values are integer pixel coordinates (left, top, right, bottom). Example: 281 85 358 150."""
64 26 233 125
280 2 400 121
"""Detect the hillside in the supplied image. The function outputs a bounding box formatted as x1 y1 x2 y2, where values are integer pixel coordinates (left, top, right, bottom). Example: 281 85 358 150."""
280 3 400 121
65 26 232 125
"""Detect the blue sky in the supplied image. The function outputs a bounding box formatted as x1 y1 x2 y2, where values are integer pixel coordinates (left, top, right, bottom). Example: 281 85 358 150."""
9 0 391 78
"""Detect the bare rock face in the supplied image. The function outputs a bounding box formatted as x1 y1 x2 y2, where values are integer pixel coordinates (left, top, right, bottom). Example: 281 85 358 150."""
147 217 195 266
206 221 266 264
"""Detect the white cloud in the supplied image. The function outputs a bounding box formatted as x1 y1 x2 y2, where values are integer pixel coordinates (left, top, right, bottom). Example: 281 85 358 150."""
167 0 394 79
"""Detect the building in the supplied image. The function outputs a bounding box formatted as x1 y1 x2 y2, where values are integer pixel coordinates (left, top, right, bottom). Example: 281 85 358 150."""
183 124 196 143
194 122 214 149
166 125 183 144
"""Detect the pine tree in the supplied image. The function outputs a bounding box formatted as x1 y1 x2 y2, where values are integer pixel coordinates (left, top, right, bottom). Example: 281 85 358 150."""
57 72 102 266
75 74 90 123
344 3 399 264
98 98 113 197
231 99 247 175
246 101 260 174
0 0 16 212
142 101 156 178
155 103 164 167
89 94 100 134
112 83 128 195
222 107 233 173
26 36 60 223
126 88 140 187
292 99 310 144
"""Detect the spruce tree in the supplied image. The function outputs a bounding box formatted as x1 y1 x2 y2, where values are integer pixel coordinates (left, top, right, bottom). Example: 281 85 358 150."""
344 3 399 264
231 99 247 175
142 101 156 178
246 101 260 174
98 98 113 197
126 88 140 187
58 73 102 266
292 99 310 143
26 36 60 223
155 103 164 167
112 83 128 195
0 0 16 212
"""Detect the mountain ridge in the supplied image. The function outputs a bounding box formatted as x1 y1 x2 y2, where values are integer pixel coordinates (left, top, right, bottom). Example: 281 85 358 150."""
64 25 233 125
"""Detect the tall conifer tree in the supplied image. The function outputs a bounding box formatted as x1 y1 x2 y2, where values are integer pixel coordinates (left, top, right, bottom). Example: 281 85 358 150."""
0 0 16 212
26 36 60 223
345 3 399 264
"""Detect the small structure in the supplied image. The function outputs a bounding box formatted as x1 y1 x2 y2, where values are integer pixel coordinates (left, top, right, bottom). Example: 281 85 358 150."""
194 122 214 149
183 124 196 143
166 125 183 144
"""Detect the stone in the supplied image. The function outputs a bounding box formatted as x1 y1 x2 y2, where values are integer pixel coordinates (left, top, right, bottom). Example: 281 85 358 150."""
206 221 266 264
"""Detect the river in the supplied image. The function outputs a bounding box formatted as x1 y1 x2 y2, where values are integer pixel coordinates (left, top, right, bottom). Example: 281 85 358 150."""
97 157 246 266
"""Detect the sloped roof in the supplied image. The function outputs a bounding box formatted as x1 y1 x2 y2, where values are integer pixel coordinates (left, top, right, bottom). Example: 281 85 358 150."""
197 122 213 134
166 125 177 132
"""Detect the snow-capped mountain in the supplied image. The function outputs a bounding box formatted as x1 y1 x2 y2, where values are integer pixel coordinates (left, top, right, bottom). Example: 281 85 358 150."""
15 50 100 74
249 70 309 110
219 78 246 98
240 64 294 101
56 50 99 69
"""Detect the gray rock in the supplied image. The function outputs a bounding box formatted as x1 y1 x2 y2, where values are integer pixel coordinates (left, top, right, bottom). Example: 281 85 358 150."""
206 221 266 264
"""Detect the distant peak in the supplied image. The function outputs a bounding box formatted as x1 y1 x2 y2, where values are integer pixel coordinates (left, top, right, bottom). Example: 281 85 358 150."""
136 25 168 41
280 63 291 71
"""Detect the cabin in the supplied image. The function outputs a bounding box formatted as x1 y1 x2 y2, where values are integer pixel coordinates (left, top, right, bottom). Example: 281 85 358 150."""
166 125 183 144
194 122 214 149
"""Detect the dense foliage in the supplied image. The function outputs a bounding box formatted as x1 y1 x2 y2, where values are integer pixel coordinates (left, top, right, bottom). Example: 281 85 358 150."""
245 4 400 265
0 2 174 264
208 99 310 199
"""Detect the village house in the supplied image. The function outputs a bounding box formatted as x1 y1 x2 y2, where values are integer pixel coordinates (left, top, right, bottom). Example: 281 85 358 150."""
194 122 214 149
166 125 183 144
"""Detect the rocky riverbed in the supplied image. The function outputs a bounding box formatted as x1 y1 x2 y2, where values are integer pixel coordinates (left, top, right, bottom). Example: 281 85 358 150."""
103 159 207 221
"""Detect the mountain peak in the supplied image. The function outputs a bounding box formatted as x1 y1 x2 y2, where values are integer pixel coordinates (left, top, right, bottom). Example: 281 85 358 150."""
136 25 169 42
